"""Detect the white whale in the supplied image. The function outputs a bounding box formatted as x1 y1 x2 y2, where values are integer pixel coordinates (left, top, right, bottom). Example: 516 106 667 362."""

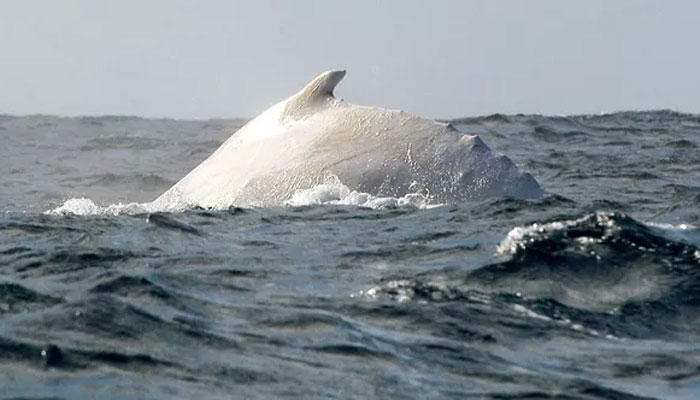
153 70 542 209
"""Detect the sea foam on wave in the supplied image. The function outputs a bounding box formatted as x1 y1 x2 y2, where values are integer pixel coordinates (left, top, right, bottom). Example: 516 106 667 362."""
497 211 700 257
283 176 438 209
46 198 155 216
47 176 438 216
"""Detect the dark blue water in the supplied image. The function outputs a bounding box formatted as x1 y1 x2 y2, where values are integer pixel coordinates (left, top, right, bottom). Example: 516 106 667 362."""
1 111 700 399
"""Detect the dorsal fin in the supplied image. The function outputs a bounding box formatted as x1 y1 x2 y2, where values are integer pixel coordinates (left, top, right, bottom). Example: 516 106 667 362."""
284 70 346 118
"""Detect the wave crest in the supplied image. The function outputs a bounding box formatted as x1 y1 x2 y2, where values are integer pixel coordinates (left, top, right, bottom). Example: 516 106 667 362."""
362 212 700 338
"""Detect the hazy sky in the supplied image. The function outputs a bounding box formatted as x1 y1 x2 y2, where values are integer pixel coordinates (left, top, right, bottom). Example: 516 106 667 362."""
1 0 698 119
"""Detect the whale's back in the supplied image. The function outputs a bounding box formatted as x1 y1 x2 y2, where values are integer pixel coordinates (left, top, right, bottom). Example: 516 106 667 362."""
154 70 543 208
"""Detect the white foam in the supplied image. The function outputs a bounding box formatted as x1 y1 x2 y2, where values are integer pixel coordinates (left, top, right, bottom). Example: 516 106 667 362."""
497 212 699 257
496 215 594 255
47 176 441 216
283 176 439 209
46 194 201 216
496 212 631 255
46 198 154 216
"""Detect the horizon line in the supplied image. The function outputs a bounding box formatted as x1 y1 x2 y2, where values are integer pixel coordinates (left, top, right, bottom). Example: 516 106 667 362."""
0 107 695 122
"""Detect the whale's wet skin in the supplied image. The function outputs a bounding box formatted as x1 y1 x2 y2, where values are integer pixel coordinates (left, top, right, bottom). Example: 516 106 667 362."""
154 71 542 209
2 109 700 399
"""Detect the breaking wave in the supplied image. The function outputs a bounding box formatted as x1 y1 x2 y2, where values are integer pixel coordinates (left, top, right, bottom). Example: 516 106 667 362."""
364 212 700 339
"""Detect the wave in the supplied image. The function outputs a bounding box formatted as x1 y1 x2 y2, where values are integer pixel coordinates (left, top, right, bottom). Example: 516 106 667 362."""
364 212 700 339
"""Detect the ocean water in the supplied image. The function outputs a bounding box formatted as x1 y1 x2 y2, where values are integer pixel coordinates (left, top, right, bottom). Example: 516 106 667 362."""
1 111 700 399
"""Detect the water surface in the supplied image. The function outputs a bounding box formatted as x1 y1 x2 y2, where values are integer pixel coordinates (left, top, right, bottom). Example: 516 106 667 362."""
1 111 700 399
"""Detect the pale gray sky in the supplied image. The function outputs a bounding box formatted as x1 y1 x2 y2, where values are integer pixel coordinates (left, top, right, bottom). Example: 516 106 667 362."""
1 0 698 119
